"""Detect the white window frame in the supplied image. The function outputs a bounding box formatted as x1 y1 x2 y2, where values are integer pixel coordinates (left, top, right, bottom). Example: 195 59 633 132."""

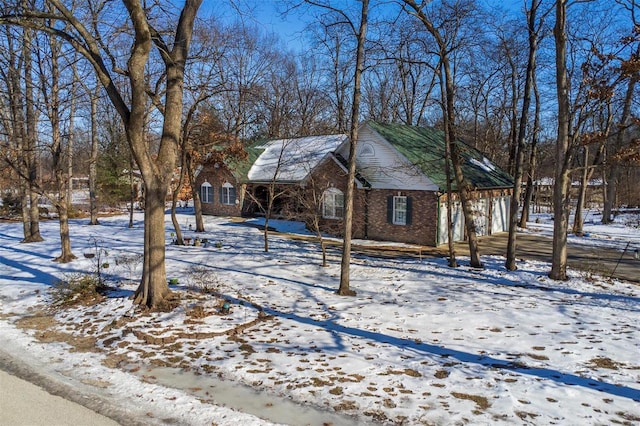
322 188 344 219
393 196 407 225
221 182 235 205
201 181 213 204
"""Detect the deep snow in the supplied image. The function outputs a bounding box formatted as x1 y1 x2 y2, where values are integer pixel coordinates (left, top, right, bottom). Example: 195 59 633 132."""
0 211 638 425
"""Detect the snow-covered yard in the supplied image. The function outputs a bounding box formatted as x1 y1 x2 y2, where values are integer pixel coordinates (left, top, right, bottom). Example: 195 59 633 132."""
0 212 638 425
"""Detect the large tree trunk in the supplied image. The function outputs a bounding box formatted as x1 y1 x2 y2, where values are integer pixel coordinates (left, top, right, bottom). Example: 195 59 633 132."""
550 0 572 280
124 0 201 308
133 183 171 307
338 0 369 296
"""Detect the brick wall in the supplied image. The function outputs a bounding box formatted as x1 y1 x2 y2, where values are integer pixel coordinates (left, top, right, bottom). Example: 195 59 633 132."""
195 163 243 217
362 190 439 246
308 157 442 246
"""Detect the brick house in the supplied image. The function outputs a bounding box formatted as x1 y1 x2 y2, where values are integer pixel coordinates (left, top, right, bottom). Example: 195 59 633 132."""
196 121 513 246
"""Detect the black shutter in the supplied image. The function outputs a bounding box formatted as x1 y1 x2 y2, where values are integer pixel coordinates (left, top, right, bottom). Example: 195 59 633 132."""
219 186 223 204
406 197 412 225
387 196 393 224
230 187 237 204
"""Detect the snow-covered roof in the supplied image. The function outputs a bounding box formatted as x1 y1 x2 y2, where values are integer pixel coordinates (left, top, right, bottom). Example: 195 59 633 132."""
246 134 348 183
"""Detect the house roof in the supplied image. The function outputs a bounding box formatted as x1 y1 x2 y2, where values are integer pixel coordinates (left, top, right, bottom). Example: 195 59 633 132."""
365 121 513 190
246 134 348 183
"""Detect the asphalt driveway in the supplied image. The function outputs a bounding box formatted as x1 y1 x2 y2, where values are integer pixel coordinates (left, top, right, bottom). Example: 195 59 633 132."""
454 233 639 284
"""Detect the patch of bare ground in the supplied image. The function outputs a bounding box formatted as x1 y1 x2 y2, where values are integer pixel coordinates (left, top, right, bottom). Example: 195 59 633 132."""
515 411 539 420
362 410 390 423
434 370 450 379
451 392 490 411
333 400 357 411
614 411 640 425
101 353 131 369
379 368 422 377
589 357 622 370
527 353 549 361
15 312 98 352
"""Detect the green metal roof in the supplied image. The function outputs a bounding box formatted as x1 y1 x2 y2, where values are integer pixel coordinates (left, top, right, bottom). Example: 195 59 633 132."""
366 121 514 191
226 140 264 182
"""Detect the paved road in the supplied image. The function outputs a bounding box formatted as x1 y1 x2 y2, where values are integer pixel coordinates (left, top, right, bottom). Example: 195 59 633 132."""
0 369 118 426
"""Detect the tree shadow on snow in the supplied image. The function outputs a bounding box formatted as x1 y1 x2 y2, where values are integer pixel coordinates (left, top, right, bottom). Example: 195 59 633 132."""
260 304 640 403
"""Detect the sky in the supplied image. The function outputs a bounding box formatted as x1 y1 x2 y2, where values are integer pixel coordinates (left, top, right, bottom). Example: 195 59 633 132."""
0 207 638 425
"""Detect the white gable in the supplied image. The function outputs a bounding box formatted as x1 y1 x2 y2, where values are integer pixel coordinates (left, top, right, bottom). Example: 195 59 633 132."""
248 134 348 182
335 125 439 191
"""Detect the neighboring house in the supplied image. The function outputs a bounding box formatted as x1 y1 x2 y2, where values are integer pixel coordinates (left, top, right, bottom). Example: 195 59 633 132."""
196 121 514 246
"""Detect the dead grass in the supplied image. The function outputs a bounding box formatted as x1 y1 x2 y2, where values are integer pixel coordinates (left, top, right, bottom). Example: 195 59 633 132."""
589 357 621 370
451 392 490 411
15 313 97 352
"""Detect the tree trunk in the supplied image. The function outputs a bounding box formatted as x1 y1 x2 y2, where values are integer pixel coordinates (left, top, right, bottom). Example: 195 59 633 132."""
439 66 456 267
263 188 272 253
506 0 540 271
338 0 369 296
550 0 571 280
23 23 42 242
170 142 189 245
187 154 205 232
444 60 482 269
602 72 637 223
129 154 135 228
133 184 171 307
401 0 481 268
54 203 76 263
67 83 75 212
126 0 202 308
572 147 590 236
519 76 541 228
88 91 99 225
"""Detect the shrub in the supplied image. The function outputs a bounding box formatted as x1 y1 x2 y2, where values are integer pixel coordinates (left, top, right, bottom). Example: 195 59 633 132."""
187 266 222 294
51 274 107 307
0 191 21 217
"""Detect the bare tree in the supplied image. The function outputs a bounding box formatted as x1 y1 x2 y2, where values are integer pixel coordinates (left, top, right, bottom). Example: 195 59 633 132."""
0 12 43 243
550 0 572 280
602 0 640 223
36 22 76 262
311 22 355 134
87 85 100 225
519 74 542 227
1 0 203 307
401 0 483 268
505 0 547 271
